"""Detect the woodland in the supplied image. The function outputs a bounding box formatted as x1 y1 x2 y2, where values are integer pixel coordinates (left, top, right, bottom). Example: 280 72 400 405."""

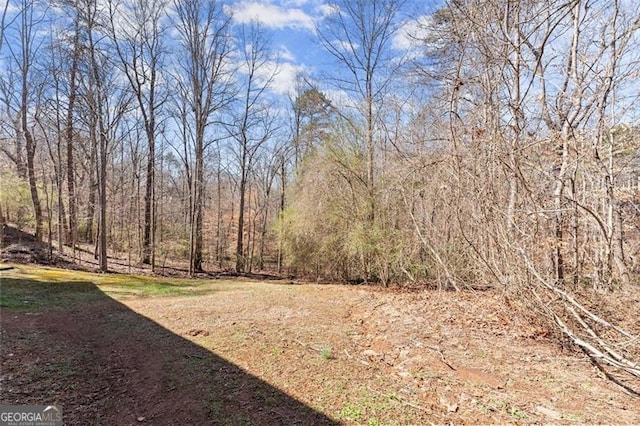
1 0 640 400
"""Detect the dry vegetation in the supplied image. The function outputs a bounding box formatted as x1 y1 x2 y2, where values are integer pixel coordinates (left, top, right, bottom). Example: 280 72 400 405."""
1 264 639 424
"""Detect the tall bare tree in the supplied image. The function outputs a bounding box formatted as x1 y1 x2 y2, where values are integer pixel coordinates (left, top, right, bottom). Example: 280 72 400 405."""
317 0 407 224
13 0 45 240
228 22 278 273
78 0 131 271
64 12 80 249
173 0 233 275
37 27 73 252
107 0 168 269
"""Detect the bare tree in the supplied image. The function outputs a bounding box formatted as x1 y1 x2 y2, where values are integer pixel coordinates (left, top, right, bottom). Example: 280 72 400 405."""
172 0 233 275
77 0 131 271
0 0 11 51
36 29 72 252
64 12 80 249
13 0 45 240
228 22 279 273
317 0 407 224
107 0 168 269
415 0 640 384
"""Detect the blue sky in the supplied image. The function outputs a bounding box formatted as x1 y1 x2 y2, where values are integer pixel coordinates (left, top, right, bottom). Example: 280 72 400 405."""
224 0 438 96
226 0 336 95
0 0 438 106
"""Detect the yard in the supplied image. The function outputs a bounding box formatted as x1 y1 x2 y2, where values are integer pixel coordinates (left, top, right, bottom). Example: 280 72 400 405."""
1 265 638 424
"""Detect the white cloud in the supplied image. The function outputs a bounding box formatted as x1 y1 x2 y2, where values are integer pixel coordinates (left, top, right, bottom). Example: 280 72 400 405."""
235 51 307 96
227 1 316 32
323 88 357 110
315 3 337 17
277 44 295 62
282 0 309 6
335 39 358 52
262 61 309 95
392 15 435 51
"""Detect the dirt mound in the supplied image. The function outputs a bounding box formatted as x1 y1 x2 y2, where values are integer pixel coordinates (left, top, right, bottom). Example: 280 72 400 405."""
1 243 49 263
1 223 40 247
0 224 81 269
1 224 49 264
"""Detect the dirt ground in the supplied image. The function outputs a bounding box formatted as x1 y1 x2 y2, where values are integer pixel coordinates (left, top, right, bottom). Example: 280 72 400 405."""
1 264 639 425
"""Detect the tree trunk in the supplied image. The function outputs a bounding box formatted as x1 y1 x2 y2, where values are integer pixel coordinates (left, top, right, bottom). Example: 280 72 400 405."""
57 182 67 252
258 192 269 271
86 131 97 243
277 156 285 273
142 130 154 266
13 117 27 179
235 153 247 273
192 141 204 273
66 19 79 247
215 159 223 268
23 127 42 241
21 57 42 240
98 131 108 272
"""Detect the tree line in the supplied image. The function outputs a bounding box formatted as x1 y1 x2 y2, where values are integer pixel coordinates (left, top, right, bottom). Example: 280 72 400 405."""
1 0 639 283
2 0 287 275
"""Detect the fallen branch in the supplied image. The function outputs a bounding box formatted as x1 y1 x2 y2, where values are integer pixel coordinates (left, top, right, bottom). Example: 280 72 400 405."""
586 349 640 398
426 345 456 371
564 304 640 377
518 249 640 391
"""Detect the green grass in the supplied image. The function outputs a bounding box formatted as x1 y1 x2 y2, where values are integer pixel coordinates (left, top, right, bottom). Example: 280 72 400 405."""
0 264 250 310
0 277 104 309
320 345 332 360
508 405 528 419
339 403 362 422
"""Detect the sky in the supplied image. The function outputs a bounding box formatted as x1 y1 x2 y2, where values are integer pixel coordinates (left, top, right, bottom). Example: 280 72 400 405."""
229 0 332 96
223 0 438 97
0 0 440 114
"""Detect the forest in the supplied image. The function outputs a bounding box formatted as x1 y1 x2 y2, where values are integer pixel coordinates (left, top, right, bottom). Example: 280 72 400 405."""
1 0 640 405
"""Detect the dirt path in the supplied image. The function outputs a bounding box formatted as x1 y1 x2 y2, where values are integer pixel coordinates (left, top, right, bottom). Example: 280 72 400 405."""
1 283 335 425
2 275 639 424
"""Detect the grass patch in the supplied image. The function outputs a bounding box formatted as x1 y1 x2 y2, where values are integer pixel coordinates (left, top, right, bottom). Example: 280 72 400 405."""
0 277 104 309
508 405 528 419
339 403 362 422
320 346 332 360
0 264 251 310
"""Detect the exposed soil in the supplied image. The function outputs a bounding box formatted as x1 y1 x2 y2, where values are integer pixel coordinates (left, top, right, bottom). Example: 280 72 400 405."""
0 280 336 425
2 271 639 425
0 225 83 270
1 225 639 424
